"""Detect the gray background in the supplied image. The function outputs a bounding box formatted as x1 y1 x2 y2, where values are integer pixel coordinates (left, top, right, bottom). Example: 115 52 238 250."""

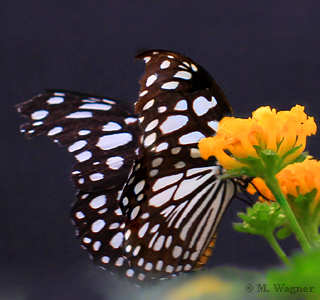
2 1 320 299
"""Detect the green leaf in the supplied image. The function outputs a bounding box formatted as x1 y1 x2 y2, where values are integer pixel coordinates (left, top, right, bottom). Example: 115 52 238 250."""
232 202 286 238
276 144 303 170
276 226 292 240
267 248 320 299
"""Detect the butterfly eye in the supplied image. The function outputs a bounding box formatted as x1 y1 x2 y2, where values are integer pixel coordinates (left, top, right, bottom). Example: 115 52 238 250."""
17 50 237 284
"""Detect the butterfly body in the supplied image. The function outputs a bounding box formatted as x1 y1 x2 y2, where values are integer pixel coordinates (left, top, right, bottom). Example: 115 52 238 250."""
17 50 236 283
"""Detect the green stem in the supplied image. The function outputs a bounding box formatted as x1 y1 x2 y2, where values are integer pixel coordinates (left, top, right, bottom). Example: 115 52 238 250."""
264 233 290 265
265 177 312 252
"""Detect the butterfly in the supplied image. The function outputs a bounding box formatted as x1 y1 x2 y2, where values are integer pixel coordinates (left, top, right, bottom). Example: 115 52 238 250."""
17 50 237 283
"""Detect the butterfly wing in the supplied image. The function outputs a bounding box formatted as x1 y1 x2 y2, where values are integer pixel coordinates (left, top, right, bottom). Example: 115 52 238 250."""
17 89 140 273
117 50 236 281
17 50 237 283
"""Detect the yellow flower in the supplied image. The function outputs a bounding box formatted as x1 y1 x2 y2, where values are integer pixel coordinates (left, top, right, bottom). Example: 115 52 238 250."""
199 105 316 171
249 158 320 211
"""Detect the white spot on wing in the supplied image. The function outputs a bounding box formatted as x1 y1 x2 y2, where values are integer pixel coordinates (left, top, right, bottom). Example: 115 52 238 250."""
79 103 112 111
191 64 198 72
124 117 137 125
89 173 104 181
97 133 132 150
149 186 177 207
145 119 159 132
75 150 92 162
155 142 169 152
144 133 156 147
174 100 188 111
115 257 124 266
109 223 120 229
150 224 160 233
193 96 218 116
144 56 151 63
190 148 202 158
126 269 134 277
31 110 49 120
48 126 63 136
149 169 158 177
134 180 146 194
160 206 175 218
144 262 153 271
143 99 155 111
172 246 183 258
165 265 174 273
208 120 219 131
83 237 91 243
160 60 170 69
152 173 183 192
146 74 157 87
75 211 85 219
102 122 122 131
137 258 144 266
133 245 141 256
106 156 124 170
101 256 110 264
138 222 149 238
161 81 179 90
179 131 205 145
158 106 167 113
66 111 93 119
153 235 165 251
139 90 148 97
91 219 106 233
89 195 107 209
93 241 101 251
171 147 181 155
130 206 140 220
160 115 188 134
156 260 163 271
141 213 150 219
109 232 124 249
183 61 190 67
151 157 163 167
78 130 91 135
68 140 87 152
47 97 64 104
173 71 192 80
102 98 116 104
174 161 186 169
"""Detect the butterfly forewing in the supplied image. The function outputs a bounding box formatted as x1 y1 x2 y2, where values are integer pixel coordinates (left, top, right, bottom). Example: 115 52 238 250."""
17 90 141 191
118 50 236 281
17 90 140 277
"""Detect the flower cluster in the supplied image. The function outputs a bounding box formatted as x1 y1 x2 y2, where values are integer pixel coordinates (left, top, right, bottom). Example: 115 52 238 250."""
199 105 316 171
198 104 319 256
249 158 320 211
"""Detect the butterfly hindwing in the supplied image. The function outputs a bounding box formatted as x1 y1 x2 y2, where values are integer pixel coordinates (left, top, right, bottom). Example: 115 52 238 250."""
118 50 236 281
